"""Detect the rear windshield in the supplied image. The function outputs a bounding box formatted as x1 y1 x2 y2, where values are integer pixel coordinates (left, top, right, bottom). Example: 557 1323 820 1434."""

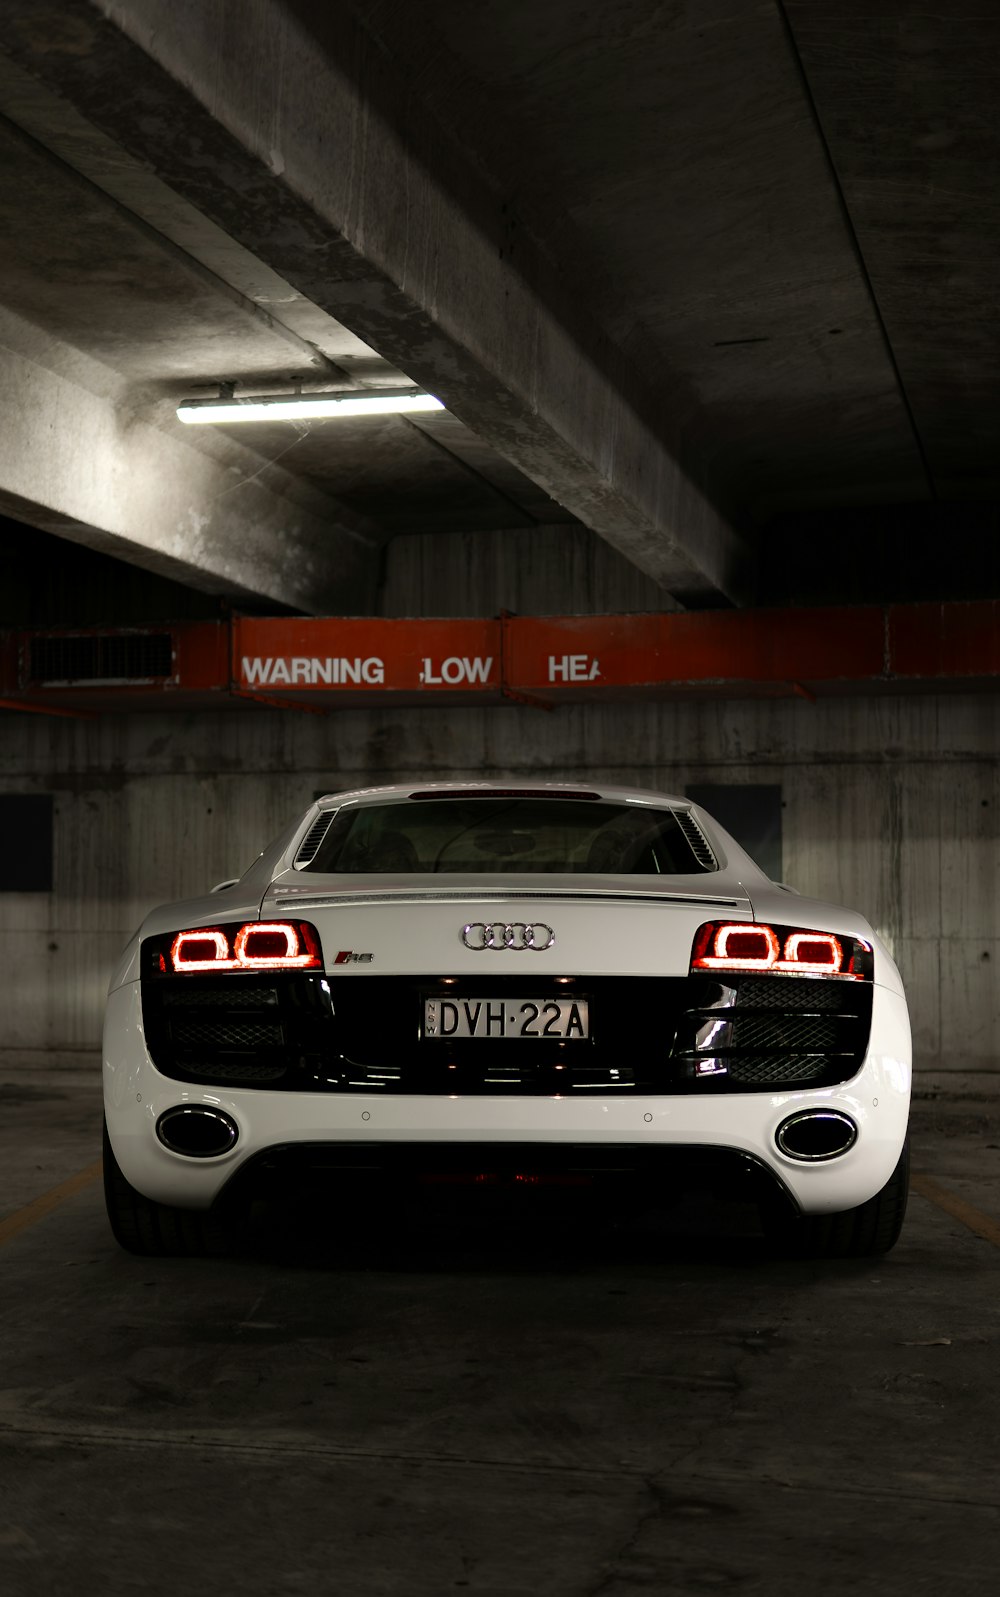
304 798 714 875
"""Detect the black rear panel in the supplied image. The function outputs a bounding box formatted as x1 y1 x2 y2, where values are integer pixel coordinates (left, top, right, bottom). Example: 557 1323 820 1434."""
142 971 873 1094
218 1139 789 1211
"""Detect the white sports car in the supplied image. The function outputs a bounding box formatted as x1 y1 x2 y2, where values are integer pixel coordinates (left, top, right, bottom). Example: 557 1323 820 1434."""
103 782 911 1256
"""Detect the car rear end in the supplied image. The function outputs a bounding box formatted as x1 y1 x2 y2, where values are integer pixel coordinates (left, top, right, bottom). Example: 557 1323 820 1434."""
104 784 911 1230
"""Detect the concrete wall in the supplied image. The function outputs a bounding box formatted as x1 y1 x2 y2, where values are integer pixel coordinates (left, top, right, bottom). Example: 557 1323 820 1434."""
3 518 677 627
378 526 677 617
2 692 997 1077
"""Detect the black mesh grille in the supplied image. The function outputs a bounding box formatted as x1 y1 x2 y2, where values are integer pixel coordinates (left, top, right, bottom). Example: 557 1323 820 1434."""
141 972 334 1089
672 974 872 1092
736 976 852 1011
726 1054 835 1085
28 633 173 683
172 1019 283 1049
730 1014 840 1052
161 984 278 1010
182 1059 289 1083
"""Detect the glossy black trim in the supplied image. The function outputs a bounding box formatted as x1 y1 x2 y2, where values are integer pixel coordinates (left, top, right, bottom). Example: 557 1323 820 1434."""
407 788 601 801
141 970 873 1096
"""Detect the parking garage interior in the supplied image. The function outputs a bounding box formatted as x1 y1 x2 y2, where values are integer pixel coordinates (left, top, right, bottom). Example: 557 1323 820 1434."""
1 3 999 1593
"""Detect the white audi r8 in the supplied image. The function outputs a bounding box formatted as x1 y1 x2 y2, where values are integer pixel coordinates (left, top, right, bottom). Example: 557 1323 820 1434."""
102 782 911 1256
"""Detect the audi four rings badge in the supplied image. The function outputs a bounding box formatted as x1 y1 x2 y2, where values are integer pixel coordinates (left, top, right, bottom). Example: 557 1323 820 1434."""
462 922 555 951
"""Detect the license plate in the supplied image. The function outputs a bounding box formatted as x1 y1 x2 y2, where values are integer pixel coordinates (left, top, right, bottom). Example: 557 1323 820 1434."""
424 996 589 1040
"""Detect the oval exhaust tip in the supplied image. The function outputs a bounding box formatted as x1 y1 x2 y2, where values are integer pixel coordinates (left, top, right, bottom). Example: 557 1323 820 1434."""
776 1110 857 1162
156 1105 239 1159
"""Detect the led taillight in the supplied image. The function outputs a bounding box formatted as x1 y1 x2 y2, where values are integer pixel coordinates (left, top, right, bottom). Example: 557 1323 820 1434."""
783 931 842 974
233 922 320 969
170 929 236 972
691 921 869 979
168 921 322 972
698 924 780 969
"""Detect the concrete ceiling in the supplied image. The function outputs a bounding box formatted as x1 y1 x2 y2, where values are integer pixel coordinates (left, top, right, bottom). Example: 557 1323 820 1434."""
0 0 995 617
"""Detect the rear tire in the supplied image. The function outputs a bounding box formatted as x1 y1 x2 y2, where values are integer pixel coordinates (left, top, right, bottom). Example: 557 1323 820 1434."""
103 1120 229 1256
762 1138 910 1259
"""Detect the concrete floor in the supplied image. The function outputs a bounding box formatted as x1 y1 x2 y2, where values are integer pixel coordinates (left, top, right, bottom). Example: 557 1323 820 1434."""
1 1067 998 1596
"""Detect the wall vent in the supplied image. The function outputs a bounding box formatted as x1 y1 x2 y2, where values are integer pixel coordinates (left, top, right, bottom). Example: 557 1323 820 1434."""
28 633 174 684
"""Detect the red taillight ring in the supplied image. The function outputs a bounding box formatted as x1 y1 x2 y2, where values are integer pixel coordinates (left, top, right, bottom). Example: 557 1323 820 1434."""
782 931 842 973
234 922 318 968
695 922 780 970
170 929 236 971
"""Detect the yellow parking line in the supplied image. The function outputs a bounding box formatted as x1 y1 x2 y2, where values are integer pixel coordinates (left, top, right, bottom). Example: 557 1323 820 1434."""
0 1161 103 1248
911 1172 1000 1249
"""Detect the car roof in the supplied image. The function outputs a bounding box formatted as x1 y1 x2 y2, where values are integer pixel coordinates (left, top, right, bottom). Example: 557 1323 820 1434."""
312 781 693 809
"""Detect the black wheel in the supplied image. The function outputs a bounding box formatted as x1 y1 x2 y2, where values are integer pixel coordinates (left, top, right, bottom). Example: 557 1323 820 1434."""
762 1138 910 1259
103 1120 230 1257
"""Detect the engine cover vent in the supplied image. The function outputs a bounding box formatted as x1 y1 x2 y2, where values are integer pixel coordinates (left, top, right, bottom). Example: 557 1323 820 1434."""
674 809 717 870
294 811 336 868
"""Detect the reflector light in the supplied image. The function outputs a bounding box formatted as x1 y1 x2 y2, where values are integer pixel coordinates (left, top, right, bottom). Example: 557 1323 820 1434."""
168 920 322 972
691 921 867 979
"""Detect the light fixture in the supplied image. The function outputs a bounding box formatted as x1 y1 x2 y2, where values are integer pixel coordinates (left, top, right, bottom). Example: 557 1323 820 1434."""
176 388 445 424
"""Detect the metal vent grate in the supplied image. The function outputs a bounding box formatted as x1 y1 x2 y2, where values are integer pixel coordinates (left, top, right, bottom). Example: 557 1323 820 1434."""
726 1054 834 1085
731 1014 841 1053
294 811 336 868
172 1018 283 1049
161 984 279 1010
737 977 851 1012
181 1059 289 1084
28 633 174 683
674 809 717 870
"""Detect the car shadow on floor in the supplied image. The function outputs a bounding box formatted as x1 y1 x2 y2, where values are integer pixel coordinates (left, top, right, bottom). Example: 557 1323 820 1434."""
221 1187 790 1273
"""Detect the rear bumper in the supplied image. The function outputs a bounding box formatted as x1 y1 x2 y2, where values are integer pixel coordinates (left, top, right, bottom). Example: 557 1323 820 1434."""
103 978 910 1215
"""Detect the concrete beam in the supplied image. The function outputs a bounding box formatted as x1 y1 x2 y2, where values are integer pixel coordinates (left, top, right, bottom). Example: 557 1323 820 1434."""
0 0 754 605
0 305 379 612
379 526 678 619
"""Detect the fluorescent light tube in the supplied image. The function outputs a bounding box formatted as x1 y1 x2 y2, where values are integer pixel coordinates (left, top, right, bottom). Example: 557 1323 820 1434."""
176 390 444 424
